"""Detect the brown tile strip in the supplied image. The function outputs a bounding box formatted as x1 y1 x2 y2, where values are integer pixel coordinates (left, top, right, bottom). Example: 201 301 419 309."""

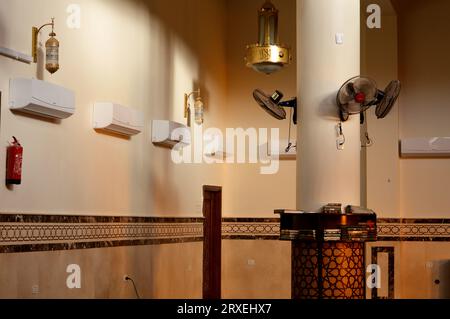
222 218 280 223
0 213 203 224
0 237 203 254
378 218 450 224
222 235 280 240
222 217 450 241
377 236 450 242
1 214 450 255
221 218 450 241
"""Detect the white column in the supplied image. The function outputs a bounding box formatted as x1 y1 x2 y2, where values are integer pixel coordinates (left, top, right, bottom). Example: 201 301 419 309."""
297 0 361 212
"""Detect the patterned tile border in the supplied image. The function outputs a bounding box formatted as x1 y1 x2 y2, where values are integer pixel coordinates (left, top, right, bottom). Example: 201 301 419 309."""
221 218 450 241
1 214 450 254
377 221 450 241
0 214 203 253
222 218 280 240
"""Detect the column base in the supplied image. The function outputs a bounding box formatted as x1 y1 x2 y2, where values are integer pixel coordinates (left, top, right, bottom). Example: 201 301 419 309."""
292 241 365 299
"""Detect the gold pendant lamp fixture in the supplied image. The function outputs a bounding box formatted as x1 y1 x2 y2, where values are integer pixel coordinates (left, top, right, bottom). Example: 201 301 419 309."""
32 18 60 74
245 0 292 75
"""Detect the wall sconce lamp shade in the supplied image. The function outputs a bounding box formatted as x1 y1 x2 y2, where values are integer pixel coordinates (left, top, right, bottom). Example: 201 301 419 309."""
184 89 204 126
32 18 60 74
245 1 291 75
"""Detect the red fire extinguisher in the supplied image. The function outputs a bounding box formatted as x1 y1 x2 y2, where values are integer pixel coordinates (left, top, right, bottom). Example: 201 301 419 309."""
6 136 23 185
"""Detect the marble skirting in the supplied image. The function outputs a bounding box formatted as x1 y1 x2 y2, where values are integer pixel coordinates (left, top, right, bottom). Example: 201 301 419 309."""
377 218 450 241
0 214 204 253
222 218 280 240
221 217 450 241
1 214 450 253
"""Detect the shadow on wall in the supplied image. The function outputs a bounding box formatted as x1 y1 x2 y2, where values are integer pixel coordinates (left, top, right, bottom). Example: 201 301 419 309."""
124 0 227 214
138 0 223 120
35 41 45 80
317 92 341 121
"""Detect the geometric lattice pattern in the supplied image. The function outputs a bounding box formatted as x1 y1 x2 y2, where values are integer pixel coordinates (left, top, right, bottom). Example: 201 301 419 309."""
292 241 365 299
222 221 279 239
377 223 450 240
0 223 203 245
321 242 365 299
292 241 320 299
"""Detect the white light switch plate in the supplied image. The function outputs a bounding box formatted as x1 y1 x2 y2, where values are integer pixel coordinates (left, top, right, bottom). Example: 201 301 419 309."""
32 285 39 294
335 33 344 44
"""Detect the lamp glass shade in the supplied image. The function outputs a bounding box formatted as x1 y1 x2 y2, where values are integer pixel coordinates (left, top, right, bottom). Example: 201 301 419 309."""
194 98 204 125
45 33 59 74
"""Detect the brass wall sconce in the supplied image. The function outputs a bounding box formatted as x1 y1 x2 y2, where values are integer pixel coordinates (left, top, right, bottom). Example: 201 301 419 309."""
184 89 204 126
245 0 291 75
32 18 60 74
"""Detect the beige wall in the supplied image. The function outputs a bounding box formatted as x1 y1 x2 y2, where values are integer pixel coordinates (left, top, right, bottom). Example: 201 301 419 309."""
223 0 297 217
361 0 400 218
361 0 450 220
0 0 296 300
222 240 291 299
0 0 227 217
6 0 450 301
0 0 220 300
221 0 295 299
0 243 202 299
397 242 450 299
396 0 450 218
363 0 450 300
364 0 450 219
395 1 450 299
0 0 297 218
0 239 292 299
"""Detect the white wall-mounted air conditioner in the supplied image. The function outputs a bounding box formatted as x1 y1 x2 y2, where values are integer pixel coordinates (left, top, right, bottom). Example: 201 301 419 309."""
152 120 191 148
93 102 144 136
9 78 75 119
400 137 450 157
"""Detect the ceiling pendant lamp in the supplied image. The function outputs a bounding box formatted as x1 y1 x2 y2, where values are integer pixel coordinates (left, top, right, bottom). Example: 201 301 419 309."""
245 0 292 75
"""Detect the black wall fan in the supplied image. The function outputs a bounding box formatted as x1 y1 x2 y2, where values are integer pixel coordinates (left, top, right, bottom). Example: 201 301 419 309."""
336 76 401 123
253 89 297 124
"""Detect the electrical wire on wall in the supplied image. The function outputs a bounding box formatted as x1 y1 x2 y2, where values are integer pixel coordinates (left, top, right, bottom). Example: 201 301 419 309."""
362 131 373 148
361 111 374 148
286 108 296 153
124 275 141 299
336 122 346 150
